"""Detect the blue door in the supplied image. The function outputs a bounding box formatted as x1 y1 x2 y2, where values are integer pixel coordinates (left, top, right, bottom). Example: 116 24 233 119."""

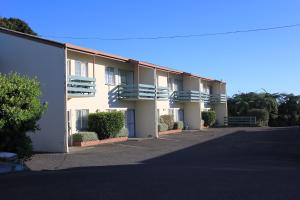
127 110 135 137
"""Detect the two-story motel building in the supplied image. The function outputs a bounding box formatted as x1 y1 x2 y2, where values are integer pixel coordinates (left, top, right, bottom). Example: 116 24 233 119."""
0 27 227 153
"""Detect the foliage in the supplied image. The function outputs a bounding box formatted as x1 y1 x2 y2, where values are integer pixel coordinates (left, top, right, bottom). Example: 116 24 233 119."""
160 115 174 130
0 132 32 160
116 127 128 137
247 109 269 126
88 111 124 139
202 111 217 127
72 132 98 142
174 121 184 130
0 73 47 160
158 123 168 132
0 17 37 35
228 92 300 127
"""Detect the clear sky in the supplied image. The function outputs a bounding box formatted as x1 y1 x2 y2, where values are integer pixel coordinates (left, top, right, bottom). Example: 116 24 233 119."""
2 0 300 96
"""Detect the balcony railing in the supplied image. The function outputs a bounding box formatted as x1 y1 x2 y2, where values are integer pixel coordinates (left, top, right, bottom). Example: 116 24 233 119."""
173 90 201 102
67 76 96 97
118 84 156 100
118 84 170 101
174 91 226 104
210 94 227 104
156 86 169 100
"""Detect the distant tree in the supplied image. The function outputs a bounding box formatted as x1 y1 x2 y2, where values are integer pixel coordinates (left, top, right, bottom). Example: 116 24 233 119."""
0 17 37 35
0 73 47 159
228 92 300 127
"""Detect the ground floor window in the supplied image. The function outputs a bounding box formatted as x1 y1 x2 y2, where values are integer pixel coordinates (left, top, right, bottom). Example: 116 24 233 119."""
76 109 89 131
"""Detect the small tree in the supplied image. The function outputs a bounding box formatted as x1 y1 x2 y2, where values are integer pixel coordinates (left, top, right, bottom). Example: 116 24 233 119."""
0 17 37 35
0 73 47 160
202 111 216 127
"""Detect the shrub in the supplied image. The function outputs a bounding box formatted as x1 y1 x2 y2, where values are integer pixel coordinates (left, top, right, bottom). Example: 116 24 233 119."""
72 132 98 142
158 123 168 132
247 109 269 126
0 132 33 160
0 73 47 160
116 127 128 137
88 111 124 139
174 121 184 130
202 111 216 127
160 115 174 130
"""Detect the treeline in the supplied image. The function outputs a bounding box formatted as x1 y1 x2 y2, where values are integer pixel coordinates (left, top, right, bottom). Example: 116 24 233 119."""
227 92 300 126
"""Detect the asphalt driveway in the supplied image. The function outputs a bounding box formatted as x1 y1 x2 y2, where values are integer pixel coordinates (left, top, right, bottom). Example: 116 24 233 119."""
1 127 300 200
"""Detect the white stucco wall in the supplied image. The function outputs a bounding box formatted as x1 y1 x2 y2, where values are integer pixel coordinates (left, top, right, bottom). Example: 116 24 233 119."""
0 32 67 152
135 101 157 137
66 51 136 134
156 70 183 122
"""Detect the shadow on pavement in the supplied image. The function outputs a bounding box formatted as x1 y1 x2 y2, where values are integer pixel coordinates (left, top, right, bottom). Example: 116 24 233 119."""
1 127 300 200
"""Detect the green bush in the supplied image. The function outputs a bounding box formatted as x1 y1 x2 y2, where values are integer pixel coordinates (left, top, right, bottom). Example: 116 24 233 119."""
160 115 174 130
0 73 47 160
72 132 98 142
158 123 168 132
116 127 128 137
0 132 33 160
88 111 124 139
247 109 269 126
202 111 217 127
174 121 184 130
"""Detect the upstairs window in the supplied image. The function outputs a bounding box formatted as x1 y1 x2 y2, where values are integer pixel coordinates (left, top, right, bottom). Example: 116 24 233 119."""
119 70 134 85
75 61 88 77
168 78 183 91
105 67 115 85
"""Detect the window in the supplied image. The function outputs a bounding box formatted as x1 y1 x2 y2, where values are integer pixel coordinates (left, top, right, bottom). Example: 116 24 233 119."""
105 67 115 85
75 61 88 77
168 78 174 91
119 70 133 85
76 109 89 131
168 78 183 91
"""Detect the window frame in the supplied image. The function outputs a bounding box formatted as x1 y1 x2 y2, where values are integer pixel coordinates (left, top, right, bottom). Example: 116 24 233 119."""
105 67 115 85
75 109 89 131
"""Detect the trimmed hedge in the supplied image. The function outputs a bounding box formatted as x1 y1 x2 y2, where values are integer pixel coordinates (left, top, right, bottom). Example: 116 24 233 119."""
174 121 184 130
158 123 168 132
88 111 124 139
72 132 98 142
117 127 129 137
160 115 174 130
247 109 269 126
202 111 216 127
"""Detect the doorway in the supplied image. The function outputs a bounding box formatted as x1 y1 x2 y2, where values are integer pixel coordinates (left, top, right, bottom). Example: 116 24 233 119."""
126 109 135 137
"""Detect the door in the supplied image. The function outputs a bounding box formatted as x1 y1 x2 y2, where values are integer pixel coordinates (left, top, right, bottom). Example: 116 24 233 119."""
178 109 184 122
126 109 135 137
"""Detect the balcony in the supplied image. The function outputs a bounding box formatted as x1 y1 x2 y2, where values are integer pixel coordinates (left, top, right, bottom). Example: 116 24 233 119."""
156 86 169 100
173 90 201 102
67 76 96 97
174 91 227 104
210 94 227 104
117 84 170 101
118 84 156 100
201 93 227 104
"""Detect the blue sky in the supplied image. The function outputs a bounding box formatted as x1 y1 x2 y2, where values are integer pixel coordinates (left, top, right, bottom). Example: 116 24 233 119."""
2 0 300 96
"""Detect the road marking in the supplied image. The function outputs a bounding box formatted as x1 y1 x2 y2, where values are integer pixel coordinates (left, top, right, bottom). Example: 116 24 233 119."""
159 137 180 142
115 143 147 149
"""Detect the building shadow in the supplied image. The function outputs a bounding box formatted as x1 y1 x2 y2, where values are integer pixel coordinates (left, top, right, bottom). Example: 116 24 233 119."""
1 127 300 199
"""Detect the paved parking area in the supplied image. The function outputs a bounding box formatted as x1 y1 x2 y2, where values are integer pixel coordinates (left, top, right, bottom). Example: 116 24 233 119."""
25 127 252 170
1 127 300 200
